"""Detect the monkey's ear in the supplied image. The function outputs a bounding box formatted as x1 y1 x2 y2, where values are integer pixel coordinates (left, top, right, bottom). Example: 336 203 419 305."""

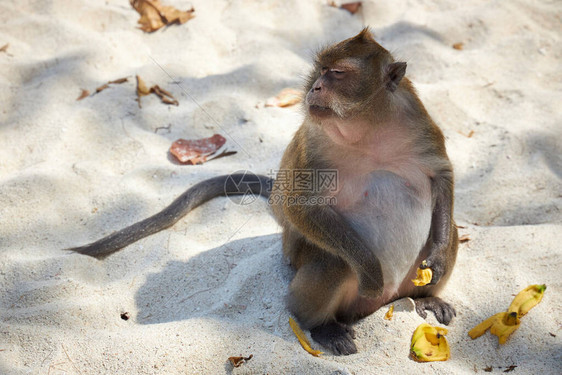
386 62 407 92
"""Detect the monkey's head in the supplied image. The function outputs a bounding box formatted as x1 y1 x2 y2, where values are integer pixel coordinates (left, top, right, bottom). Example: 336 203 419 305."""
305 28 407 123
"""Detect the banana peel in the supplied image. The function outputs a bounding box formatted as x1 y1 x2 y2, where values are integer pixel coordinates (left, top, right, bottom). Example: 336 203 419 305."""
289 317 323 357
412 267 433 286
384 304 394 320
468 284 546 344
411 323 450 362
507 284 546 317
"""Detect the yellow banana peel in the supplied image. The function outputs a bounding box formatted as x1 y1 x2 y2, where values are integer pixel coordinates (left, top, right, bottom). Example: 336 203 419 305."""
411 323 450 362
289 317 323 357
384 304 394 320
468 284 546 345
412 267 433 286
507 284 546 317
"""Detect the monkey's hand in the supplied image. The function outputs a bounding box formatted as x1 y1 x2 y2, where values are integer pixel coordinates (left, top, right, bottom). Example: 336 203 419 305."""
419 249 447 285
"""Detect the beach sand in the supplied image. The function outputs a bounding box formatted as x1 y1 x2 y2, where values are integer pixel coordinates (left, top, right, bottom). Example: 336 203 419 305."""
0 0 560 373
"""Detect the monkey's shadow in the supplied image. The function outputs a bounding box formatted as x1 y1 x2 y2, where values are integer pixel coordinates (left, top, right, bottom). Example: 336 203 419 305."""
134 234 293 327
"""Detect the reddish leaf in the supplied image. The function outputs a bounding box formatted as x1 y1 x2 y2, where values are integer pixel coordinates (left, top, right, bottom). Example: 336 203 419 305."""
170 134 227 165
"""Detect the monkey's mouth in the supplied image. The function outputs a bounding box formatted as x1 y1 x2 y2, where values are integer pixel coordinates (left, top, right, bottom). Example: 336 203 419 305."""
308 105 334 118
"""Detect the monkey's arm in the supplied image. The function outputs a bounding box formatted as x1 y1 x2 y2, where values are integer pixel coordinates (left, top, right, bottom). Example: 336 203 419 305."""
422 169 457 285
283 202 384 297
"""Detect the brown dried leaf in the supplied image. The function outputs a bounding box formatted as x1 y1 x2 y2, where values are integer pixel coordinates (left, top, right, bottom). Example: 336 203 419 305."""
0 43 9 53
452 42 464 50
130 0 194 33
109 77 129 84
76 89 90 101
161 4 195 24
341 2 362 14
228 354 253 368
95 83 109 93
459 234 470 243
170 134 227 165
151 85 179 105
136 75 151 96
265 88 302 108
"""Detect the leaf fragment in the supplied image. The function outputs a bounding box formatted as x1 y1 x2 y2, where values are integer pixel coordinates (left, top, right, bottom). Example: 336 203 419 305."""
340 2 362 14
289 317 323 357
136 75 178 107
459 234 470 243
130 0 195 33
169 134 227 165
452 42 464 50
95 83 110 93
76 89 90 101
109 77 129 85
265 88 302 108
228 354 253 368
0 43 9 53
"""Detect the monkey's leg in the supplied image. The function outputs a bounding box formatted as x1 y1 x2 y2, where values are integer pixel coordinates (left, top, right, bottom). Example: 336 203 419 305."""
287 249 361 355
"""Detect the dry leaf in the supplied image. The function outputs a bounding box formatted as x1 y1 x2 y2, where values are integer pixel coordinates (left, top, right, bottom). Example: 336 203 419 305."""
384 304 394 320
341 2 362 14
136 76 178 107
95 83 110 93
452 42 464 50
76 89 90 101
459 234 470 243
136 75 151 96
109 77 129 84
289 317 323 357
151 85 178 105
265 88 302 108
228 354 253 368
0 43 9 53
130 0 195 33
169 134 227 165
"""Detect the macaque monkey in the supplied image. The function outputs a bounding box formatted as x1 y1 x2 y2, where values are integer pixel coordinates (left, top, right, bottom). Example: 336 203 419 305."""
69 28 458 356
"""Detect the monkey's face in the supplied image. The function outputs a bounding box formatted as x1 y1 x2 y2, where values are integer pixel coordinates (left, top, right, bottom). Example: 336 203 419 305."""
304 29 400 124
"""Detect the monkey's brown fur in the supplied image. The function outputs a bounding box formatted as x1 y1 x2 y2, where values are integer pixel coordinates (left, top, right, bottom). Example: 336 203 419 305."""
270 28 458 355
69 28 458 356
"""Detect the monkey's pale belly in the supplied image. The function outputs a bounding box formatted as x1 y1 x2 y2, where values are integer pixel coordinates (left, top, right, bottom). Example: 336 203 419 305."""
338 170 432 294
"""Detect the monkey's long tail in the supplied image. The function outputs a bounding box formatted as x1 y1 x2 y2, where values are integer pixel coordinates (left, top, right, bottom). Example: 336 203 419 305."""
67 173 273 258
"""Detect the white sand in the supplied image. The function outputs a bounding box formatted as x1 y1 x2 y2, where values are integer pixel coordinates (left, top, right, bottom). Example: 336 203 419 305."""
1 0 560 374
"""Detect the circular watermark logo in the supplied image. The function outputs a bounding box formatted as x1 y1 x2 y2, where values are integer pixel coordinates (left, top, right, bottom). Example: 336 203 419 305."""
224 170 263 205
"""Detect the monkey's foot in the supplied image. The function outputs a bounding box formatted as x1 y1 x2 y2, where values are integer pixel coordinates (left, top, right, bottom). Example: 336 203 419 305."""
414 296 456 325
310 322 357 355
